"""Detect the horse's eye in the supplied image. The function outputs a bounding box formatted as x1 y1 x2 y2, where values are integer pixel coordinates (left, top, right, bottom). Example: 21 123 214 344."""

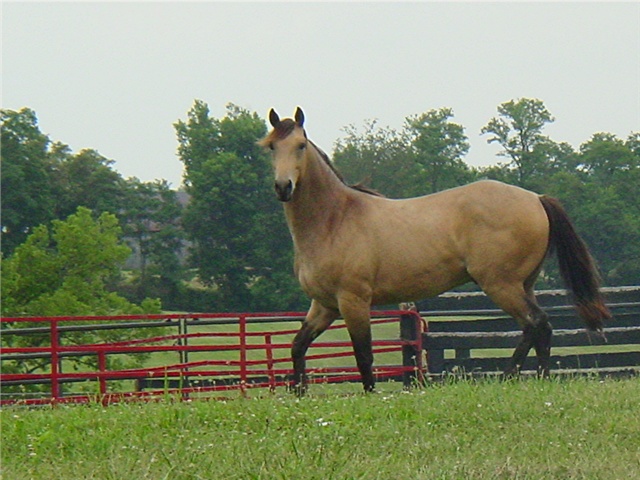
269 143 275 151
298 143 306 151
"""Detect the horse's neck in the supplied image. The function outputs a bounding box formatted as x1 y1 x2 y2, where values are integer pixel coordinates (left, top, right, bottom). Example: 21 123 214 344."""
283 146 351 245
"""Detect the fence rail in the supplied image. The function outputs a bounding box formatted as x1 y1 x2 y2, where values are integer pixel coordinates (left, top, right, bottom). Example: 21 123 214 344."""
422 302 640 377
0 311 423 406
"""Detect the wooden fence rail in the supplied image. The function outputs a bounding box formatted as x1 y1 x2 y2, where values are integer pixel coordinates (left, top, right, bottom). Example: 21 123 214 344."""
421 302 640 378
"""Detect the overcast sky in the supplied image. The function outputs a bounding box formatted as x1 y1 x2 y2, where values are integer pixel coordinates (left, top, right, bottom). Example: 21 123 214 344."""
3 2 639 188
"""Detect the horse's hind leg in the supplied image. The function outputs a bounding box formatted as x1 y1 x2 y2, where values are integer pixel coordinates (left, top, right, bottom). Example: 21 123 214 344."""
291 300 339 395
483 284 553 377
527 298 553 377
508 311 553 377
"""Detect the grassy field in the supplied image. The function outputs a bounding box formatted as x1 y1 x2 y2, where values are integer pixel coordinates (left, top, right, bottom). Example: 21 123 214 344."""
2 377 639 479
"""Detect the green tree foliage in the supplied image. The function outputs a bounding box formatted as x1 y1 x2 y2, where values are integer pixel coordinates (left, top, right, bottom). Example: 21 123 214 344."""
544 133 640 285
1 108 55 254
119 178 185 303
1 207 160 316
334 108 474 197
1 107 187 310
175 101 306 311
334 120 419 198
405 108 475 193
49 145 126 220
1 110 130 256
481 98 561 190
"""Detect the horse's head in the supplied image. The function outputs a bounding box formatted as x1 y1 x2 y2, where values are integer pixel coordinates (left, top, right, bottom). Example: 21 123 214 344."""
259 107 308 202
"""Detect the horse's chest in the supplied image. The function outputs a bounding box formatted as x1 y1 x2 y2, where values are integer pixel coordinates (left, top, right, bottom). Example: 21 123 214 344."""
295 257 339 305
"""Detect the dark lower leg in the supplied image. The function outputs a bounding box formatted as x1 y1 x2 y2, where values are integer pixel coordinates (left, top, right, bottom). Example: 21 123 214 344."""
290 302 339 396
525 298 553 377
290 325 314 395
533 320 553 377
505 325 535 376
350 331 375 392
505 320 553 377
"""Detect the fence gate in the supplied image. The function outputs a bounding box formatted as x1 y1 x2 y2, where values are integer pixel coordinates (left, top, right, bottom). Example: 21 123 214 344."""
1 311 424 406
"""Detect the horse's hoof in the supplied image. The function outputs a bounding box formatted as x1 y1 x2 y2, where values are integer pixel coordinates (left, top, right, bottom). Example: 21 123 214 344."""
289 383 307 397
501 368 519 381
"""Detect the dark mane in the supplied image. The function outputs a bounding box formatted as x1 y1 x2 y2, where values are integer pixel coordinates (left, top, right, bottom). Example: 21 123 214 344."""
350 183 384 196
309 140 384 198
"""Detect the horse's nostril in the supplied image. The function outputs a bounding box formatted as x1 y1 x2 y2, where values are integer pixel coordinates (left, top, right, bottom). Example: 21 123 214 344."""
275 180 294 202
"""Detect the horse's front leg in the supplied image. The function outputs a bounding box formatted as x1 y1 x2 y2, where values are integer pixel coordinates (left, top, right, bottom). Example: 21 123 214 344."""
291 300 339 395
339 293 375 393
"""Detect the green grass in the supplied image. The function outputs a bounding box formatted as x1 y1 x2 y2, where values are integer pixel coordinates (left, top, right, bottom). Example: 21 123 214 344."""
2 377 639 479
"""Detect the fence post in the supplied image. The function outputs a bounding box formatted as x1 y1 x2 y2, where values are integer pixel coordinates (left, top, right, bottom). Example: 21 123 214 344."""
455 348 471 360
179 317 189 365
239 314 247 396
400 312 422 388
179 317 190 400
265 333 276 393
427 348 445 375
98 350 107 403
50 319 60 402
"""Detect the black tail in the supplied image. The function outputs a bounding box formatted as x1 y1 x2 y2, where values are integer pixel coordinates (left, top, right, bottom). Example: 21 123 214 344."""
539 195 611 331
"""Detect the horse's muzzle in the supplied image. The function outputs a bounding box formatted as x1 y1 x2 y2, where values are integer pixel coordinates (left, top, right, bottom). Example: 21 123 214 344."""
275 180 294 202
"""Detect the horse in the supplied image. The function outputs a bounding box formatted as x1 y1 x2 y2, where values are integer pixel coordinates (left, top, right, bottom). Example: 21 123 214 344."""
259 107 610 393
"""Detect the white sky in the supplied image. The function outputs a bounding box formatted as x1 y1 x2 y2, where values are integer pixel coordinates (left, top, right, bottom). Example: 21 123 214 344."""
3 1 639 189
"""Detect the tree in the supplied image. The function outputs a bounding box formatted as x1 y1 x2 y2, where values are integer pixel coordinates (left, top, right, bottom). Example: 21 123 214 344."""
334 120 419 198
1 206 160 316
481 98 558 188
405 108 474 193
1 108 127 255
1 108 55 255
49 147 127 220
562 132 640 285
119 178 185 302
579 133 638 186
1 107 190 309
334 109 475 197
175 102 306 311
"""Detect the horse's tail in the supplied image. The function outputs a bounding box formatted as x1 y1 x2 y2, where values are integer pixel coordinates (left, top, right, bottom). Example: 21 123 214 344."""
539 195 611 332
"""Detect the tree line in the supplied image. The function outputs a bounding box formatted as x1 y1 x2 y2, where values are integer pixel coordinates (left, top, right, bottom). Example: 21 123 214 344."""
2 99 639 318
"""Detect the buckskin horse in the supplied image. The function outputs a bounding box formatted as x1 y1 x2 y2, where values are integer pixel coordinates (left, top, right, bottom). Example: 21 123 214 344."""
259 107 610 393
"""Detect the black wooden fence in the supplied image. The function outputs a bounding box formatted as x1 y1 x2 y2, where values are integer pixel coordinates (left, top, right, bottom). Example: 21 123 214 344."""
412 287 640 378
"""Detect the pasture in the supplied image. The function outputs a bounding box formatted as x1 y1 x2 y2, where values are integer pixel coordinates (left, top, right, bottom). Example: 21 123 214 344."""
2 377 639 479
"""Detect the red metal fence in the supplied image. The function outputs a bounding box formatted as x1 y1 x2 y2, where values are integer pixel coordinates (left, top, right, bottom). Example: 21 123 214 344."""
0 311 424 406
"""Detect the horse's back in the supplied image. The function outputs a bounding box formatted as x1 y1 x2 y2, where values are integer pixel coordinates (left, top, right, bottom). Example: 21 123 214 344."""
363 180 550 302
382 179 547 245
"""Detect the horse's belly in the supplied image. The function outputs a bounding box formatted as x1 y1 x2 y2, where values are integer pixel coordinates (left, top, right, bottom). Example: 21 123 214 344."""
295 244 471 308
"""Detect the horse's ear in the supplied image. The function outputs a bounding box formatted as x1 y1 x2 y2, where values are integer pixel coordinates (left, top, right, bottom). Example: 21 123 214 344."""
269 109 280 127
294 107 305 127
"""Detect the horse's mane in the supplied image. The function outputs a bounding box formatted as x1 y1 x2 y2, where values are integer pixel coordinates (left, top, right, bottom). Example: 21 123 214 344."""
308 140 383 197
